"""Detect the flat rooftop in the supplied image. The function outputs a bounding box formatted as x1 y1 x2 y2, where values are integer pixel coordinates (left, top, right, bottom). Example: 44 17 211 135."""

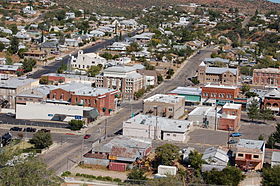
144 94 184 104
169 87 201 96
222 103 242 110
204 84 238 90
236 139 264 150
0 77 37 89
188 106 222 117
124 114 192 133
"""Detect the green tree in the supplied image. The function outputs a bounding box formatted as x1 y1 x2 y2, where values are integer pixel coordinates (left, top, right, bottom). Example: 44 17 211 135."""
18 48 28 58
241 84 250 94
127 42 141 52
57 64 67 74
258 134 264 140
262 165 280 186
68 120 84 130
273 123 280 143
202 166 245 186
188 150 205 170
0 41 5 52
8 37 19 54
127 168 147 180
247 99 260 121
154 144 180 166
39 76 49 84
157 74 163 83
260 108 274 122
87 65 102 77
22 58 36 72
266 134 276 149
190 77 200 85
245 91 258 98
29 130 53 149
0 156 60 185
134 88 145 99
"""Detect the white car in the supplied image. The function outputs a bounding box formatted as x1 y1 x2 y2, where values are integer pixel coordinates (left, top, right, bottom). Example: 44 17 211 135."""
56 57 63 61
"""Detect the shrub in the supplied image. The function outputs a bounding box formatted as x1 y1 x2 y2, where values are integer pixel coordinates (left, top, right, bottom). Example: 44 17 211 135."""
113 178 122 182
61 171 71 177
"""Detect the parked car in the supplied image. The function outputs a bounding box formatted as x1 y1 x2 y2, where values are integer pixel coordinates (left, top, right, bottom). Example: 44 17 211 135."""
228 139 238 144
39 129 51 133
84 134 91 139
230 132 242 137
10 127 23 132
5 112 15 117
23 127 37 132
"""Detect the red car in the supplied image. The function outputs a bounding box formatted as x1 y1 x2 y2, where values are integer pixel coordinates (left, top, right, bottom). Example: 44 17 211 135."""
84 134 91 139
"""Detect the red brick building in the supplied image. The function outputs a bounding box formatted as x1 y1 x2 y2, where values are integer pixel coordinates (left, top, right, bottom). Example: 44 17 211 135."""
253 68 280 87
41 74 65 84
263 89 280 115
49 83 118 116
202 85 240 101
219 103 242 131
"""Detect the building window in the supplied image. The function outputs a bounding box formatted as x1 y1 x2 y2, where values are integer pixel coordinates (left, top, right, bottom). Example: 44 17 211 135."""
167 134 170 136
173 134 176 137
168 108 173 112
253 155 259 159
238 153 243 157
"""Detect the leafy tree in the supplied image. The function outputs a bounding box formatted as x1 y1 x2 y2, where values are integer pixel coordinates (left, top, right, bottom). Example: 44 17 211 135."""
39 76 49 84
262 165 280 186
273 123 280 143
266 134 276 149
68 120 84 130
127 168 147 180
258 134 264 140
0 41 5 52
241 84 250 94
188 150 205 170
22 58 36 72
100 52 113 60
147 175 183 186
202 166 245 186
5 57 13 65
127 42 141 52
190 77 200 85
260 108 274 122
29 130 53 149
0 156 60 185
87 65 102 77
245 91 258 98
8 24 18 34
134 88 145 99
247 99 260 121
7 37 19 54
157 74 163 83
18 48 28 58
57 64 67 74
154 144 180 166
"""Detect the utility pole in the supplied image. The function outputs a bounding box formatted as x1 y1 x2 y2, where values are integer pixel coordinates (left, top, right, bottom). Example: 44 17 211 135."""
104 118 107 139
154 106 158 140
214 101 218 131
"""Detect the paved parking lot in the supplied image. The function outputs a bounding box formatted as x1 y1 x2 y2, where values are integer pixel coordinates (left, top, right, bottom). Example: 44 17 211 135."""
188 128 229 146
239 122 276 141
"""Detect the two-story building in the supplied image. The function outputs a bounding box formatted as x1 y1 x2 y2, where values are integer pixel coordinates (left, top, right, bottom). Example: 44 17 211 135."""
233 139 265 171
71 50 107 70
123 114 193 142
143 94 185 119
253 68 280 87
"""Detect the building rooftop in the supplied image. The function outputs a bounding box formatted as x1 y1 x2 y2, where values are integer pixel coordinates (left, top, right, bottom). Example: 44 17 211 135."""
222 103 242 110
0 65 21 71
0 77 37 89
124 114 192 133
169 87 202 96
264 89 280 98
204 84 238 90
17 85 56 98
236 139 265 150
144 94 184 104
55 83 117 97
92 136 152 160
202 147 229 164
204 57 230 64
272 151 280 163
205 67 237 75
254 68 280 74
188 106 222 117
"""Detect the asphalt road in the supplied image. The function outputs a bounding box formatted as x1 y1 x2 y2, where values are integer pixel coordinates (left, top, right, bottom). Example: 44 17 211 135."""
31 29 141 79
38 47 214 174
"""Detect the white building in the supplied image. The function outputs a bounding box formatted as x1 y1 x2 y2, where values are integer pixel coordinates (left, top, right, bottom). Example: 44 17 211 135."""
16 102 98 122
123 114 193 142
71 50 107 70
271 151 280 167
22 6 36 15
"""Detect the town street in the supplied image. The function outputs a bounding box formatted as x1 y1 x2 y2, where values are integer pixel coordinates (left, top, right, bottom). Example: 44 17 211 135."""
39 47 214 174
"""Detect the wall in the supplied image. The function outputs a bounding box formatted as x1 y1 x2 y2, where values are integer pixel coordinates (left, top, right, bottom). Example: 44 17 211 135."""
16 102 85 121
218 117 238 131
162 132 186 142
123 122 161 140
83 157 109 167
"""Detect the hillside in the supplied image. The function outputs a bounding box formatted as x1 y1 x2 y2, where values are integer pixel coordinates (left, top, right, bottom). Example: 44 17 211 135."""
58 0 280 15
